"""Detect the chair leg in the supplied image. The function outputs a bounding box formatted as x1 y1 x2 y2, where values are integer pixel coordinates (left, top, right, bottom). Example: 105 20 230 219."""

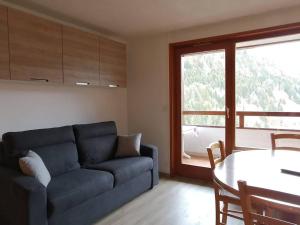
215 198 221 225
221 202 228 225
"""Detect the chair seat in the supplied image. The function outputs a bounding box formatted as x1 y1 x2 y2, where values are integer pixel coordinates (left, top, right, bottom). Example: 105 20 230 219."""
85 157 153 186
47 169 114 215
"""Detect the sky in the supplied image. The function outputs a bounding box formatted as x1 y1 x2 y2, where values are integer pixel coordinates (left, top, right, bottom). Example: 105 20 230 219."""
237 40 300 78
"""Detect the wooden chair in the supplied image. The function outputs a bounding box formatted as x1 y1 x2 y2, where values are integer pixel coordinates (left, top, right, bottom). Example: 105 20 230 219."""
238 180 300 225
207 141 243 225
271 133 300 151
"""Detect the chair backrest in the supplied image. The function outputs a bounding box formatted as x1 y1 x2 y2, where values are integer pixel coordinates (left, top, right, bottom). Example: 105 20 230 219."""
238 180 300 225
271 133 300 151
207 140 225 169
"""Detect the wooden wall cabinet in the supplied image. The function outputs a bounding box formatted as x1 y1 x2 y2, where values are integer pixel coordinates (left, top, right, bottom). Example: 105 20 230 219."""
63 26 100 86
8 9 63 83
0 5 10 80
100 38 127 87
0 5 127 87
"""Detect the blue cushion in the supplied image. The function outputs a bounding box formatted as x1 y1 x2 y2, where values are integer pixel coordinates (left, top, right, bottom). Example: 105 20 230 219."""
73 122 117 165
2 126 80 176
86 157 153 186
47 169 114 215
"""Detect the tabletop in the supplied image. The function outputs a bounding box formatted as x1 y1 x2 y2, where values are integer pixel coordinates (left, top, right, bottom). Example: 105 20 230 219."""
214 150 300 196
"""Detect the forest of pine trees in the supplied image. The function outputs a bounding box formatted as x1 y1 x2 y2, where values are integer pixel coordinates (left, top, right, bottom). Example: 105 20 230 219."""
183 46 300 129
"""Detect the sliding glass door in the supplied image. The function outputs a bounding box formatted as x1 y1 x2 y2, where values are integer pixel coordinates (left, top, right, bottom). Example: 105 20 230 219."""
170 24 300 180
235 34 300 150
181 50 226 167
173 43 235 179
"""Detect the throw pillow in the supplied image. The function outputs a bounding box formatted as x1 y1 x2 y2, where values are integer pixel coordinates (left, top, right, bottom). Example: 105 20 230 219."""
115 133 142 157
19 150 51 187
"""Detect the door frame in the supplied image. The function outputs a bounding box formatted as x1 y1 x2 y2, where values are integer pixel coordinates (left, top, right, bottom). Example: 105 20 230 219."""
169 22 300 179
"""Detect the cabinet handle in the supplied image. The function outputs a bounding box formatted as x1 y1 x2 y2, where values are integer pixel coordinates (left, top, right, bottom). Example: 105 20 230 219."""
76 82 90 86
30 78 49 82
108 84 119 88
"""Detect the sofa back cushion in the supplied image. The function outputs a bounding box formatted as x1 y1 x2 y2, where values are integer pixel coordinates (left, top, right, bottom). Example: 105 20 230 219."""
2 126 80 176
0 142 4 164
73 121 117 165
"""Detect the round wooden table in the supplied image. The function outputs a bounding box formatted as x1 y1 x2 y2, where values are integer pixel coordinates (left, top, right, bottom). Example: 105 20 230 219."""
214 150 300 196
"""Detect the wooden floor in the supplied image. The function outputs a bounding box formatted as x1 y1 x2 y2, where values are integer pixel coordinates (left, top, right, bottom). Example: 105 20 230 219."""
182 155 211 168
94 176 242 225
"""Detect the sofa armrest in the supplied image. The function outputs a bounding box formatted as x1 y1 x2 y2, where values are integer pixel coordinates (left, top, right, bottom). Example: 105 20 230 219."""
140 144 159 187
0 166 47 225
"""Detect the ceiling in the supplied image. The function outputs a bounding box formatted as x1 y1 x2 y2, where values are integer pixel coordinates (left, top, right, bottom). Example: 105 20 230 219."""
5 0 300 37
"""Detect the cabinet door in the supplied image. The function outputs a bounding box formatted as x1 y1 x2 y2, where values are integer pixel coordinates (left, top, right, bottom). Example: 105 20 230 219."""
99 38 126 87
0 5 9 79
8 9 63 83
63 26 99 86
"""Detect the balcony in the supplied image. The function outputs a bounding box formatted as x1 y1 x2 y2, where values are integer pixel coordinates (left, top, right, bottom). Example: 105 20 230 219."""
182 111 300 168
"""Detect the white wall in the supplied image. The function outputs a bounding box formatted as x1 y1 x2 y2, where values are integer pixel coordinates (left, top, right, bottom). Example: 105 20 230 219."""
127 35 170 173
127 6 300 173
0 81 128 138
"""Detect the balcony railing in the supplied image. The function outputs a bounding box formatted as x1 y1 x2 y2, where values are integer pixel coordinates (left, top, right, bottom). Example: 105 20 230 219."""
183 111 300 131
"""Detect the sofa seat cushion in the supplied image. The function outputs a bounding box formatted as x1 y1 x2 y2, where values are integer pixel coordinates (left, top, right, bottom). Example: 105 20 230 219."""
85 157 153 186
47 169 114 215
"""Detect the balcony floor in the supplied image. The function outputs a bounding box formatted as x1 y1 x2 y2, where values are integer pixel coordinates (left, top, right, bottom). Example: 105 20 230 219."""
182 155 211 168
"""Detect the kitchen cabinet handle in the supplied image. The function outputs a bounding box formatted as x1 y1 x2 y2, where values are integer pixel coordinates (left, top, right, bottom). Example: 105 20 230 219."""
76 82 90 86
108 84 119 88
30 78 49 82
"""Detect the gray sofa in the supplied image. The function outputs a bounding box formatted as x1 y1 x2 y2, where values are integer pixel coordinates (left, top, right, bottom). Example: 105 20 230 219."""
0 121 159 225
